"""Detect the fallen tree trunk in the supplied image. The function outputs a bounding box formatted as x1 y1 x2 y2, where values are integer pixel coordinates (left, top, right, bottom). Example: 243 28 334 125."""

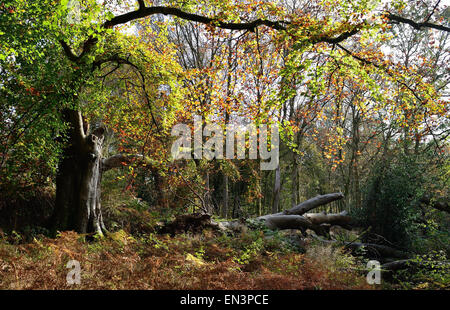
256 192 346 233
219 193 411 261
258 192 344 220
304 210 352 226
221 193 414 261
264 215 327 235
285 192 344 215
170 193 347 237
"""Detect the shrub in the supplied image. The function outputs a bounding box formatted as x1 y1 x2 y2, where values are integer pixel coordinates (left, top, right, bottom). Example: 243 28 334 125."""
356 154 426 248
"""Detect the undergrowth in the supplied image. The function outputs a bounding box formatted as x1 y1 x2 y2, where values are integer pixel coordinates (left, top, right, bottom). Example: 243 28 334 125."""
0 229 372 290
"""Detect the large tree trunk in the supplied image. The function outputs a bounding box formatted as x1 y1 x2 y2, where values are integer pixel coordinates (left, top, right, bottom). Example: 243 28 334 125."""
51 110 106 235
50 110 140 235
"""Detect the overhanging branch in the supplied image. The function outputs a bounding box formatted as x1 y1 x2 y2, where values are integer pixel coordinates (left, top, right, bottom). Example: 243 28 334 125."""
104 6 287 31
386 12 450 33
60 5 449 69
61 6 360 62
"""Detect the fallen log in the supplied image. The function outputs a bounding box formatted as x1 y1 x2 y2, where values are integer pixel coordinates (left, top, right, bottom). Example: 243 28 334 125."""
284 192 344 215
304 210 352 226
264 215 327 235
256 192 346 233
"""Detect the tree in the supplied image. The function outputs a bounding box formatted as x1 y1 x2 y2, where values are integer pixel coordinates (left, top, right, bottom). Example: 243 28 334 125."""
0 0 448 235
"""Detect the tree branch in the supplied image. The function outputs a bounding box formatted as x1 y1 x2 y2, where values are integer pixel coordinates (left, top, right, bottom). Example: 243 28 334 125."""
104 6 287 31
424 0 441 23
312 27 361 45
335 43 428 104
386 12 450 33
102 154 145 171
60 40 80 62
420 196 450 213
62 6 361 62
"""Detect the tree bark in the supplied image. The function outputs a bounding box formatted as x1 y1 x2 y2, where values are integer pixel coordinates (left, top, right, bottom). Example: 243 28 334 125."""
51 110 106 235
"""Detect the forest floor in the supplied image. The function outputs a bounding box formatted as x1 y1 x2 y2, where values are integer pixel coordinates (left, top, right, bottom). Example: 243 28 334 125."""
0 228 376 290
0 189 447 290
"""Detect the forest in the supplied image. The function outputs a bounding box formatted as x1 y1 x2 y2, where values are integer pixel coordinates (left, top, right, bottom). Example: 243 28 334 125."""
0 0 449 291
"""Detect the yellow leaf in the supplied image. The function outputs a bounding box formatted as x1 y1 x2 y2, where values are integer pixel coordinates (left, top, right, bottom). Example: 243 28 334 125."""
185 253 205 267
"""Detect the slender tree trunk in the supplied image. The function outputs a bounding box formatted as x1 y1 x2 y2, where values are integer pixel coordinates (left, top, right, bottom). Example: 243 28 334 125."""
291 152 298 208
222 174 229 218
272 164 281 213
222 97 230 218
204 172 214 214
152 168 168 209
291 132 304 207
